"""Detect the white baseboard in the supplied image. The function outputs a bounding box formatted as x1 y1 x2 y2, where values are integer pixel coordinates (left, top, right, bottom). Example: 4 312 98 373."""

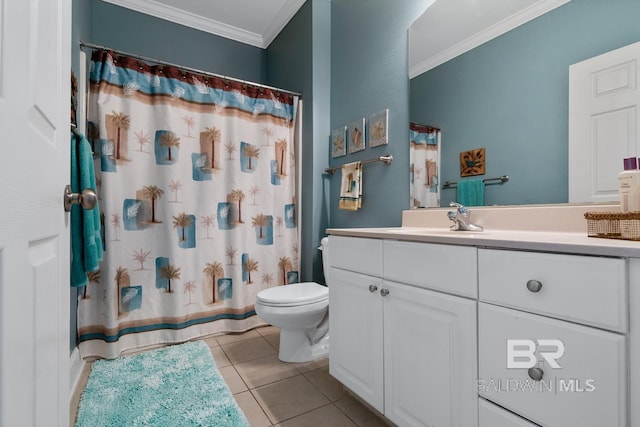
69 347 86 400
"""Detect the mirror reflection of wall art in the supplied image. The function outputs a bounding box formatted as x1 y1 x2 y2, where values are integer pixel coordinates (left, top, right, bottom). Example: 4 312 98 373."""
368 109 388 147
331 126 347 158
460 148 486 177
348 118 366 154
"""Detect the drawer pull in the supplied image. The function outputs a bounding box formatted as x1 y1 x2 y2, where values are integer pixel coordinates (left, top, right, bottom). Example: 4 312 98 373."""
527 367 544 381
526 279 543 293
368 284 378 293
380 288 390 297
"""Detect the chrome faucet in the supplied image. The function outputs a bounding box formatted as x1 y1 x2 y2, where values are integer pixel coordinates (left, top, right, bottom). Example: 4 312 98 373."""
447 202 483 232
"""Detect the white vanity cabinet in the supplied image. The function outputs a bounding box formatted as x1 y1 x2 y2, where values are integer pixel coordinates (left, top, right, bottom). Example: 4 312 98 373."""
382 279 477 427
328 236 385 412
327 203 640 426
328 236 478 427
478 398 538 427
478 248 629 427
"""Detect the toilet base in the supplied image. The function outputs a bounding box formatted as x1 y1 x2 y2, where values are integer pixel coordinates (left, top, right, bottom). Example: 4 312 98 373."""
278 330 330 363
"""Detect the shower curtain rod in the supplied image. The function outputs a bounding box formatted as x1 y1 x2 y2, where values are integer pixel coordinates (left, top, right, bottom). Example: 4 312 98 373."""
79 40 302 97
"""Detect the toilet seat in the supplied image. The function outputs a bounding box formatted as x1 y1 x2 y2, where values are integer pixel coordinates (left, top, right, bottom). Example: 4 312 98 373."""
256 282 328 307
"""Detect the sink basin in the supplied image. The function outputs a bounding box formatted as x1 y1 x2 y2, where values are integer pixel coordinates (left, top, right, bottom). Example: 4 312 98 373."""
384 227 489 236
414 229 488 236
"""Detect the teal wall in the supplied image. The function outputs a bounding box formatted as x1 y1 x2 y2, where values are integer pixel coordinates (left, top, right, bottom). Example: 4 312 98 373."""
91 1 267 82
71 0 92 76
267 0 331 284
329 0 428 228
411 0 640 207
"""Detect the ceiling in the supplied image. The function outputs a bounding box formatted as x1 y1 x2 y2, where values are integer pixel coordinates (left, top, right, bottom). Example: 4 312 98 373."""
101 0 307 48
102 0 571 75
409 0 572 77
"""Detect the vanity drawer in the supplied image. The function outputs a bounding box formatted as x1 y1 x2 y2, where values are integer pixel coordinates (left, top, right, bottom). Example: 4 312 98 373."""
479 399 538 427
479 303 627 427
478 249 627 332
384 240 477 298
329 236 383 277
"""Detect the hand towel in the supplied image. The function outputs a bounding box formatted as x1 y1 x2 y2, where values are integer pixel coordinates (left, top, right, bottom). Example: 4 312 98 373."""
71 131 103 287
339 161 362 211
457 178 484 206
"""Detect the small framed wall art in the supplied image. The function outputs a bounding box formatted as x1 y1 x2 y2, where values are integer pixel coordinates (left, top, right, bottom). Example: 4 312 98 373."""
368 109 388 147
348 118 366 154
460 148 486 177
331 126 347 158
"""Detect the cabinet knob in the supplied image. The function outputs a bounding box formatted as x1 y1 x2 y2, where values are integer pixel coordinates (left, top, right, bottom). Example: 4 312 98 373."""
526 279 543 293
380 288 390 297
368 284 378 293
527 367 544 381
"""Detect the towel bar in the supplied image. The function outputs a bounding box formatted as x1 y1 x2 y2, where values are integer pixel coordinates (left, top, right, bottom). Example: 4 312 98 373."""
442 175 509 189
325 155 393 174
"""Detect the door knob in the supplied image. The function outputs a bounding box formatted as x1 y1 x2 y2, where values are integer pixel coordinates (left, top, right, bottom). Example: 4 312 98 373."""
64 185 97 212
380 288 390 297
368 284 378 293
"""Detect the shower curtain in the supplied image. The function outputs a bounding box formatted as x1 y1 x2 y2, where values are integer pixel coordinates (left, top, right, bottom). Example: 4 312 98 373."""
410 122 441 208
78 50 300 359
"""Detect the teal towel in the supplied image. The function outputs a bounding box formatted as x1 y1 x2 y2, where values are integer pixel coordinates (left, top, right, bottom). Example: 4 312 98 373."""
457 179 484 206
71 131 103 287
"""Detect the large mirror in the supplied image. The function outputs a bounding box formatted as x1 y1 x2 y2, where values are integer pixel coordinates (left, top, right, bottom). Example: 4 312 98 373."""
409 0 640 207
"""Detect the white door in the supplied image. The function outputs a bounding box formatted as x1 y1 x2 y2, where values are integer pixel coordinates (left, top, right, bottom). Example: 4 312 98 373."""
0 1 71 426
328 267 384 413
569 41 640 203
383 281 478 427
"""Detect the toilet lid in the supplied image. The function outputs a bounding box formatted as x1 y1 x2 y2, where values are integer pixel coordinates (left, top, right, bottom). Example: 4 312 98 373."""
257 282 328 306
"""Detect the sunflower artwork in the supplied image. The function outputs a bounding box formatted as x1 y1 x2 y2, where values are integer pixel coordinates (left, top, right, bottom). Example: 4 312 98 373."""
460 148 486 177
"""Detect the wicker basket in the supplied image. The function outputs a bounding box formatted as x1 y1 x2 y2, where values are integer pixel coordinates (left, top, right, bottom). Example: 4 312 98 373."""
584 211 640 241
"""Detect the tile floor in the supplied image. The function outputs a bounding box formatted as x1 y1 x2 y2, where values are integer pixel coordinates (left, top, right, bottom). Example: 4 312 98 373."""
71 326 393 426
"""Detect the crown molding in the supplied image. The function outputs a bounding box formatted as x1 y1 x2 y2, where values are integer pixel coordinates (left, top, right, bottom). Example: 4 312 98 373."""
101 0 266 48
262 0 307 47
409 0 572 79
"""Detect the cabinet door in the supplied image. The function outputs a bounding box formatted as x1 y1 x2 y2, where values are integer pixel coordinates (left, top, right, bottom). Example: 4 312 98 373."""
479 303 627 427
329 267 384 412
383 280 478 427
479 399 538 427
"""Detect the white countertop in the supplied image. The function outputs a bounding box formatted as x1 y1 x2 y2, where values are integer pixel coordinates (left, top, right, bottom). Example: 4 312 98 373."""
326 227 640 257
327 204 640 257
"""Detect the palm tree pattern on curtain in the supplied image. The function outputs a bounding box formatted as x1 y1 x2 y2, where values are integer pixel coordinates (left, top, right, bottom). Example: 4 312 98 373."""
78 49 299 359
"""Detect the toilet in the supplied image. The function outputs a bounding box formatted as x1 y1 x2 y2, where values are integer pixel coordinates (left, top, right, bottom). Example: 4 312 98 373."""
255 237 330 363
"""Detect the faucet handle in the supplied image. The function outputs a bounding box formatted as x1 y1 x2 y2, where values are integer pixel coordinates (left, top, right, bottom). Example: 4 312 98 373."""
449 202 469 213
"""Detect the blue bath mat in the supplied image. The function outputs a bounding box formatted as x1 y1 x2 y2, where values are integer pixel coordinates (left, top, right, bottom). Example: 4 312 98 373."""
74 340 249 427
